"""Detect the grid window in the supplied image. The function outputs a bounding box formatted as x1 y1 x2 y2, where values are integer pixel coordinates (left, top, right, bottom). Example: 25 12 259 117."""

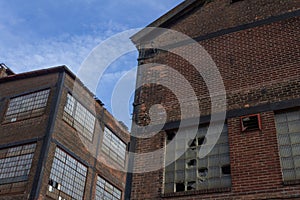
275 109 300 182
4 89 50 123
102 127 126 166
0 143 36 183
48 147 87 200
63 93 96 141
95 176 122 200
164 124 231 193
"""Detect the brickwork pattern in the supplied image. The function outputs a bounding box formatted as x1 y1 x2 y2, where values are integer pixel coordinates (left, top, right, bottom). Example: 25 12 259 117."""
131 0 300 199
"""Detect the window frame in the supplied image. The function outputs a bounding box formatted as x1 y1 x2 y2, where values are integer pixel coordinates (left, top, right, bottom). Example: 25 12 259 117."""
48 147 88 200
274 108 300 183
101 126 127 167
0 143 37 185
95 175 122 200
62 93 96 141
2 89 50 124
163 124 231 194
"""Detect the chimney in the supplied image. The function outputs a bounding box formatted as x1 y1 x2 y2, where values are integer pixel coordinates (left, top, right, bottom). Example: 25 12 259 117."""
0 63 14 78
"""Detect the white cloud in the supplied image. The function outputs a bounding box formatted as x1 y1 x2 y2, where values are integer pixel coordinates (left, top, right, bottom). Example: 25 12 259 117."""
0 26 137 128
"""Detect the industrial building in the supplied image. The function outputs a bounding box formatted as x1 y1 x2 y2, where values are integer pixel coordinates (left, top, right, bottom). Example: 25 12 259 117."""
127 0 300 199
0 64 130 200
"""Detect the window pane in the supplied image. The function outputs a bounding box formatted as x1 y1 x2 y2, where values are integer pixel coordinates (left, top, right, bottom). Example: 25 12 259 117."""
164 125 231 193
96 176 121 200
4 89 50 123
48 147 87 200
101 127 126 166
0 143 36 183
63 94 95 141
275 109 300 182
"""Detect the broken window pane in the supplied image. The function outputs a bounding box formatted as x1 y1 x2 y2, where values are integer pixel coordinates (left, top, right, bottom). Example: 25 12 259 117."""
164 124 231 193
48 147 87 200
221 165 231 175
175 183 185 192
187 181 196 190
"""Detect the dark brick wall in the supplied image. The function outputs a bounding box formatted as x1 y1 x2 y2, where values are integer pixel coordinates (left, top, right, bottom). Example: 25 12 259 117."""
160 0 299 39
39 72 130 200
130 0 300 199
0 73 59 199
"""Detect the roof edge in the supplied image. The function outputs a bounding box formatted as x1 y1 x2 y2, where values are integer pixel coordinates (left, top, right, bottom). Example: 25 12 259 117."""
131 0 205 44
0 65 105 105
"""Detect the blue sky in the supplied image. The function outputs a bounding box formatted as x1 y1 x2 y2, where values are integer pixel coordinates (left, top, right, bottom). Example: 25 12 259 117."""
0 0 182 127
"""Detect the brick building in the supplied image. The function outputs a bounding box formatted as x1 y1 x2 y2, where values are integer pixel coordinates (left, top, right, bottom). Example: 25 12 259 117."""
0 65 130 200
127 0 300 199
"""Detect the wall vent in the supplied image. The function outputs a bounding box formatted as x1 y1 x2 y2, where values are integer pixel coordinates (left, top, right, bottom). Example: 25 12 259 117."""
240 114 262 132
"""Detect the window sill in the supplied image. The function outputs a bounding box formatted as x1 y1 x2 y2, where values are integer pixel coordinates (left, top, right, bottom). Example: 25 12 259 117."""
2 113 44 125
283 179 300 186
0 176 28 185
161 187 231 198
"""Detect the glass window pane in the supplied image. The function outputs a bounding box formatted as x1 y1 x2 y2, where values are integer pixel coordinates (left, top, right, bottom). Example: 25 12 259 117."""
48 147 87 200
63 94 95 141
4 89 50 123
101 127 126 166
0 143 36 182
96 176 121 200
164 124 231 193
275 109 300 182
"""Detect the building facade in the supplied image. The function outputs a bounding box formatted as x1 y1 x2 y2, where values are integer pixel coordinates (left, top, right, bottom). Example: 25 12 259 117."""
128 0 300 199
0 65 130 200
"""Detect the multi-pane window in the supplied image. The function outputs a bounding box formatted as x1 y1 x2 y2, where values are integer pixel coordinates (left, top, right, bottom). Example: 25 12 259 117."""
275 109 300 182
164 124 231 193
102 127 126 166
48 147 87 200
95 176 122 200
63 93 96 141
0 143 36 184
3 89 50 123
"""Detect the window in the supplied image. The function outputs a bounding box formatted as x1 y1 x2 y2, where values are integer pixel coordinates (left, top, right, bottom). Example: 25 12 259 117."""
95 176 122 200
164 124 231 193
275 109 300 182
48 147 87 200
102 127 126 166
63 93 96 141
0 143 36 184
3 89 50 123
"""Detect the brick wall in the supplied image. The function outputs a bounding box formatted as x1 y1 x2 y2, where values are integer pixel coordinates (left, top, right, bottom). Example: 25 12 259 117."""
39 72 130 200
0 73 59 199
130 0 300 199
0 67 130 200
